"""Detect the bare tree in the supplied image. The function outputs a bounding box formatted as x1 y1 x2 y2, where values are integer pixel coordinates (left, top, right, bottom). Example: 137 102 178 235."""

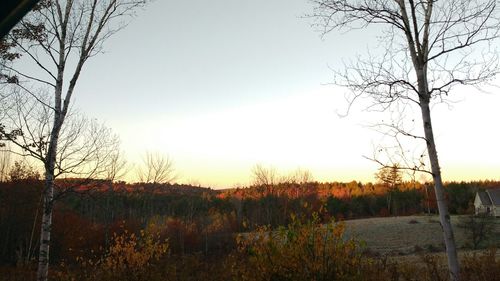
251 164 278 195
1 89 121 276
2 90 121 181
105 149 128 183
251 165 314 197
287 168 314 184
311 1 499 280
2 88 122 281
8 160 40 182
137 151 177 184
252 165 314 186
251 164 278 187
0 1 146 279
283 168 314 199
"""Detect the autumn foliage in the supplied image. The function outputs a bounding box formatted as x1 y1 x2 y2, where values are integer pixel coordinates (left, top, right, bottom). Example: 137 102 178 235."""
1 179 499 280
227 213 364 281
57 228 168 281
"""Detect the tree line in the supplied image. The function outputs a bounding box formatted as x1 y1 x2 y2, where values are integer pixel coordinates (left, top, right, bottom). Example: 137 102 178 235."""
1 0 499 280
1 166 497 267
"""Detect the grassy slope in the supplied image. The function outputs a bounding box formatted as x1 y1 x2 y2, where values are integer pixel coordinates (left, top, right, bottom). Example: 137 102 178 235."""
343 215 500 255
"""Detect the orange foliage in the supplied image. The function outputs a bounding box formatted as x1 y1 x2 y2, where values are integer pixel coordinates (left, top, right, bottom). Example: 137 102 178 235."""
227 213 365 281
57 228 168 281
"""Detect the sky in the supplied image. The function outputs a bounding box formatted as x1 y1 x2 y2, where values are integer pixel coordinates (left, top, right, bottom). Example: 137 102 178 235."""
63 0 500 188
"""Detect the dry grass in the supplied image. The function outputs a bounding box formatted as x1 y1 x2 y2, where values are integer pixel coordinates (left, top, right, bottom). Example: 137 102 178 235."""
343 215 500 255
392 249 500 265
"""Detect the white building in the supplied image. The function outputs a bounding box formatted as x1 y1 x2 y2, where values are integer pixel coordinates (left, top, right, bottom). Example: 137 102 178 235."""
474 189 500 217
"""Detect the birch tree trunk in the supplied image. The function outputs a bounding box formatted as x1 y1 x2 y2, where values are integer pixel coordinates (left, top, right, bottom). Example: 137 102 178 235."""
36 170 54 281
36 113 65 280
418 83 460 280
403 1 459 277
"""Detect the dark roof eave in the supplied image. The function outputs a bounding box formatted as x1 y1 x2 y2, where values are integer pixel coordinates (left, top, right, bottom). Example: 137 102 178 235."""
0 0 41 38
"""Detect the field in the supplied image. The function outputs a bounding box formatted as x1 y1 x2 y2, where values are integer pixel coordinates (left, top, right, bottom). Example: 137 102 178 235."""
343 215 500 255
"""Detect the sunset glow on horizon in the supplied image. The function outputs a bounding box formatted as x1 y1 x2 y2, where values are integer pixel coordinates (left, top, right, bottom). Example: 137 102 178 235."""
56 0 500 188
112 83 500 189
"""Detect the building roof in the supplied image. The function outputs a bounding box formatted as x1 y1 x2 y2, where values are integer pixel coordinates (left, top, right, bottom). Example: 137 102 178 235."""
486 188 500 206
477 190 492 206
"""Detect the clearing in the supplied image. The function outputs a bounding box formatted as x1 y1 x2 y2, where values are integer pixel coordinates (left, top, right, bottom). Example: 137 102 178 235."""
343 215 500 255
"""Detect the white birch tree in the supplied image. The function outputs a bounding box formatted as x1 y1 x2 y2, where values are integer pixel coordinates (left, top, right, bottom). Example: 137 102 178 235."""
310 1 499 280
0 0 146 280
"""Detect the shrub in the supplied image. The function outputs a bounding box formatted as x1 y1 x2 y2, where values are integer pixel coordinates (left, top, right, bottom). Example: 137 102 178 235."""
227 213 365 281
458 214 496 249
460 249 500 281
57 228 168 281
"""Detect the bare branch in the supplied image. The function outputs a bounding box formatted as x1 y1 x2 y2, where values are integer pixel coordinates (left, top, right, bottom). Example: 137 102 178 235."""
137 152 177 184
310 2 499 278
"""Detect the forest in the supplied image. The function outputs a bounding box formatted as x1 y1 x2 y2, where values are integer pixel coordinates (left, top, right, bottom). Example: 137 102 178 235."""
1 0 500 280
1 161 499 280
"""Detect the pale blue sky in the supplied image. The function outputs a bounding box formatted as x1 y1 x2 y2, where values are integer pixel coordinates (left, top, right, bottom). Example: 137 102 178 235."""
76 0 351 113
64 0 500 188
